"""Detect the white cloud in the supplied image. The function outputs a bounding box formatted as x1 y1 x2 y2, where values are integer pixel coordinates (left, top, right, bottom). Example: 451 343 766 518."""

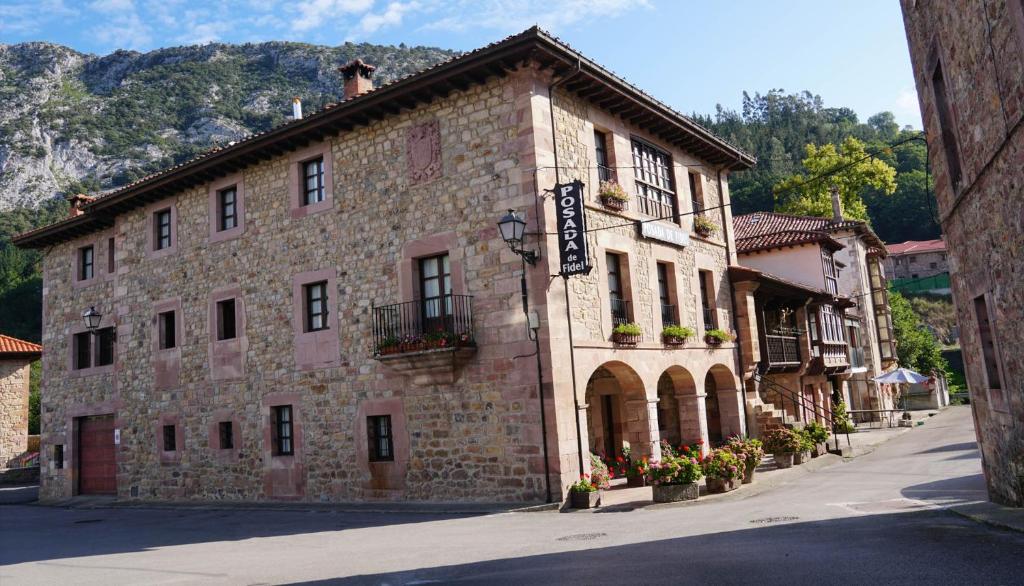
291 0 376 32
352 1 422 37
0 0 77 34
421 0 650 33
90 9 152 50
89 0 137 12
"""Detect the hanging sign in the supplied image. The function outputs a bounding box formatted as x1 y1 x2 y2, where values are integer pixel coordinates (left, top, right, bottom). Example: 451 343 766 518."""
555 180 591 277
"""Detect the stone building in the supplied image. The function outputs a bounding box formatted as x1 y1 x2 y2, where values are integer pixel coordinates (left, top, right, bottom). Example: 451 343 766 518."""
0 334 42 468
902 0 1024 506
884 239 948 281
13 28 754 504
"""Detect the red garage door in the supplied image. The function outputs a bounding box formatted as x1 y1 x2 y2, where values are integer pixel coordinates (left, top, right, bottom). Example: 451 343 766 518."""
78 415 116 495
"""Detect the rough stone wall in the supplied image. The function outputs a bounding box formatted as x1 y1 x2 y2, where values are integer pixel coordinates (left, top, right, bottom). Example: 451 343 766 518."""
0 360 31 467
902 0 1024 506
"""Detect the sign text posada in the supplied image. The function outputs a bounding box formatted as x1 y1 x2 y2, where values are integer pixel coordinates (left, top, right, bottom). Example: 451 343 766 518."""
555 180 591 277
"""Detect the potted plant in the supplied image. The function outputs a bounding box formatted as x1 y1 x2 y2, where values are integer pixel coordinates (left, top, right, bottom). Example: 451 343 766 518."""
598 180 629 211
626 455 650 487
589 453 613 489
693 215 717 238
612 322 642 345
793 429 815 465
648 454 703 502
726 436 764 484
568 475 601 509
661 324 695 346
762 427 801 469
704 328 735 346
804 421 830 457
377 336 401 355
703 447 744 493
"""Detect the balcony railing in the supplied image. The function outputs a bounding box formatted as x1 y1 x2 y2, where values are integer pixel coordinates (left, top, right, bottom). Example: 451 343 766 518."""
610 297 630 327
661 304 678 327
372 294 474 356
702 307 715 331
765 334 801 366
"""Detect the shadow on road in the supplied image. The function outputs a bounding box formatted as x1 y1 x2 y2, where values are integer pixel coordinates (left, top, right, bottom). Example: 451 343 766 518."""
901 473 987 505
916 441 977 454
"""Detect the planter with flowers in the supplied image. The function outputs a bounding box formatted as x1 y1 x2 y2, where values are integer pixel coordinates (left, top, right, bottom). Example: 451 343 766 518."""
726 436 764 484
794 429 815 465
762 426 801 469
704 328 735 346
804 421 830 457
703 447 744 493
648 454 703 502
598 180 629 212
693 215 717 238
568 475 601 509
612 322 642 346
589 453 613 489
661 324 695 347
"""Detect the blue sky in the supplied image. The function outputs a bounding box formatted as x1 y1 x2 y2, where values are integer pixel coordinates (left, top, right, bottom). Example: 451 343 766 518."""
0 0 922 127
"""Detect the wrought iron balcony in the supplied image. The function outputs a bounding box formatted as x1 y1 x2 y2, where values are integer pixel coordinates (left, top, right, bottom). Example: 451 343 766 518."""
702 307 715 331
661 304 678 327
610 297 630 327
372 295 475 356
765 334 801 366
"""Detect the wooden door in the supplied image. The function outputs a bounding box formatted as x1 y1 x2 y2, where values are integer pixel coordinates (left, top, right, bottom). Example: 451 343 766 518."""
78 415 116 495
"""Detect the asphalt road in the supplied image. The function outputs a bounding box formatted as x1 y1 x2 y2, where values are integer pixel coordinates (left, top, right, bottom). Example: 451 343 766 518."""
2 406 1021 585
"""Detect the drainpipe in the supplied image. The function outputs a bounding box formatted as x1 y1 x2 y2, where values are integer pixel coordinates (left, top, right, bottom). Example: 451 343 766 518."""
718 165 749 437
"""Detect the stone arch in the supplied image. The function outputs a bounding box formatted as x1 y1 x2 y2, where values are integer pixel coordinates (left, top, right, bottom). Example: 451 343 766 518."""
706 364 745 443
656 366 705 452
584 361 657 461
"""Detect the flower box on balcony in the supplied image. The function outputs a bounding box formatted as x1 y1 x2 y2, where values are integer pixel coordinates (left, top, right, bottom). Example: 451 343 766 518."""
612 323 642 346
598 180 629 212
661 325 695 347
704 329 735 346
693 215 717 238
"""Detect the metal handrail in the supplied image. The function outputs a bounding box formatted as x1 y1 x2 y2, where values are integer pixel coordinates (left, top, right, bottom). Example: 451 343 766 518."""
610 297 630 327
753 369 851 451
372 294 474 355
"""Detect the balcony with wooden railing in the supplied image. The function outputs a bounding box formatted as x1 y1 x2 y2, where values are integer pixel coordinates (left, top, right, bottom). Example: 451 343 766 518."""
809 340 850 374
764 334 802 370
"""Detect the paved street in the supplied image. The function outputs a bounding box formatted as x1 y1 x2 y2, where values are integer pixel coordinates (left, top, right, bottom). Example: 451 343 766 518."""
2 406 1021 585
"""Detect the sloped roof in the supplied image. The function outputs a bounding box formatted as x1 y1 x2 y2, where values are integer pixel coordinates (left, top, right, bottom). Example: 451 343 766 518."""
733 211 887 255
886 239 945 255
0 334 42 357
13 27 755 249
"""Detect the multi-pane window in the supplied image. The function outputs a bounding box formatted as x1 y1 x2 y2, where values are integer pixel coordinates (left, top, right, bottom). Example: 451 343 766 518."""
79 246 94 280
73 332 91 370
631 139 677 222
302 157 325 205
162 425 176 452
155 209 172 250
699 270 716 330
931 60 963 188
688 171 705 216
657 262 677 326
974 295 1002 390
158 311 176 350
218 187 237 231
219 421 234 450
594 130 612 182
96 327 115 366
419 254 452 330
819 305 844 342
304 282 328 332
272 405 294 456
216 299 237 341
367 415 394 462
607 253 628 326
822 249 839 295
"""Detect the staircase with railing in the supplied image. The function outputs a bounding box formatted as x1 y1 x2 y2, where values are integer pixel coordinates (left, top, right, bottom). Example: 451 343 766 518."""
751 369 851 452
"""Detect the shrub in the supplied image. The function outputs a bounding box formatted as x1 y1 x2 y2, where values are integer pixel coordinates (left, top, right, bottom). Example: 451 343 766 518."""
726 436 764 471
831 399 856 434
662 325 695 339
796 429 815 452
613 322 642 336
648 455 703 485
589 453 612 489
804 421 830 444
703 448 744 480
598 180 629 201
762 427 801 454
704 329 735 343
568 475 598 493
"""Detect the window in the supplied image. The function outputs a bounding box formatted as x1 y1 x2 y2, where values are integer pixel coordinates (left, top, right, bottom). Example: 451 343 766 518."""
73 332 91 370
367 415 394 462
631 139 677 222
594 130 612 182
912 274 919 279
973 295 1002 390
107 237 115 273
304 282 328 332
216 299 237 341
96 327 115 366
419 254 452 331
909 255 917 263
162 425 176 452
606 253 628 326
219 421 234 450
931 59 963 188
929 262 937 269
272 405 294 456
688 171 704 216
699 270 716 330
158 310 176 350
53 444 64 469
302 158 325 205
657 262 677 326
79 246 94 280
820 305 845 343
154 209 172 250
218 187 237 231
822 249 839 295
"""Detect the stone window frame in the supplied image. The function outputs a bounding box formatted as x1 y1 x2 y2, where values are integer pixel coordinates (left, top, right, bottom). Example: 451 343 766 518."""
925 41 965 194
971 292 1008 413
155 413 183 465
398 232 467 302
145 198 179 260
649 253 682 332
593 236 637 338
696 267 719 334
291 269 341 370
208 173 246 243
70 231 114 289
208 409 241 463
356 399 409 491
207 285 247 381
151 297 182 389
67 312 116 378
288 142 334 219
261 392 306 499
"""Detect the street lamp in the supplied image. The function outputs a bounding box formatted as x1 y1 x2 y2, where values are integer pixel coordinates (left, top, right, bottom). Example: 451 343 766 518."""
82 306 102 331
497 209 538 266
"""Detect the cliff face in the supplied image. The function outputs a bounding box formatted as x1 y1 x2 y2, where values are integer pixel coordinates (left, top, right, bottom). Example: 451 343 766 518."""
0 41 456 210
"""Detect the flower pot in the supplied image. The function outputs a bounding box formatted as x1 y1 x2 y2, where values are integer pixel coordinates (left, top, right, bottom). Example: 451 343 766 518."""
613 332 641 345
626 475 647 488
794 450 812 465
774 452 794 469
742 465 755 484
600 195 627 211
706 477 738 494
814 443 828 457
662 335 687 347
695 226 714 238
379 346 399 355
652 482 699 503
570 490 600 509
704 334 723 346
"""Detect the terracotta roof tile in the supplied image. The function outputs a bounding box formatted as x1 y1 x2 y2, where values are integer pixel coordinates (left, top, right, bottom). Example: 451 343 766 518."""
886 239 945 255
0 334 42 356
733 212 845 254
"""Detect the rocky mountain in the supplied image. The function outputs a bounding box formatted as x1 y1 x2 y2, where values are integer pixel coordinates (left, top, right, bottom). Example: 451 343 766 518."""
0 40 457 210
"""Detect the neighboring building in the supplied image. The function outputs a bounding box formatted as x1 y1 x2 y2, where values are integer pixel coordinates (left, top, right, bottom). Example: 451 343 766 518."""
13 28 754 504
1 334 42 468
884 239 947 281
731 209 898 429
902 0 1024 506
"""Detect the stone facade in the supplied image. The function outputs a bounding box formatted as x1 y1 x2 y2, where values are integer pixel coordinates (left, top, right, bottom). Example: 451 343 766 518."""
884 241 948 281
0 360 32 468
23 31 752 504
902 0 1024 506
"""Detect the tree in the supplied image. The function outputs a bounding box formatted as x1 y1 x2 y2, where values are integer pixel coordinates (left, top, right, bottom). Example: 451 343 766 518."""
774 137 897 221
889 291 948 374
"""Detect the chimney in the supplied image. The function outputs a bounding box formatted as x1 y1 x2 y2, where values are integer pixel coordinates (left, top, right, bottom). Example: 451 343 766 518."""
292 96 303 120
830 185 843 222
339 59 376 99
67 193 95 218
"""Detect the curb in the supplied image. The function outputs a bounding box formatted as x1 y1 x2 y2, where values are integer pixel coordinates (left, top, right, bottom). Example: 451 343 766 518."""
948 505 1024 534
43 497 548 516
